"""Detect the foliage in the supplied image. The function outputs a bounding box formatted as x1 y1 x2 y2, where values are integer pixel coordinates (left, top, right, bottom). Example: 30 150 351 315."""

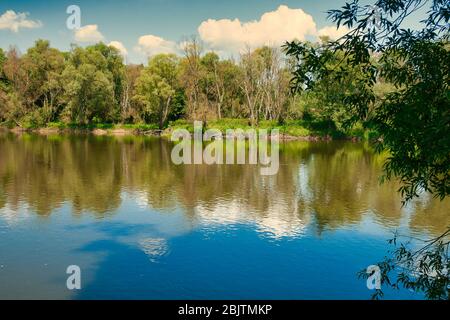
285 0 450 299
134 54 179 128
61 63 115 124
0 38 384 140
358 229 449 300
0 48 7 88
287 39 379 132
285 0 449 202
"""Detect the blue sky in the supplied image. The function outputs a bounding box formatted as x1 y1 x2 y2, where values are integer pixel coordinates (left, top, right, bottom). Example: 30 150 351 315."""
0 0 426 64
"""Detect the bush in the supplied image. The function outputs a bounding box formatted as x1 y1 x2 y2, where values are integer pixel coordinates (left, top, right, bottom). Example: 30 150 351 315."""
20 110 46 129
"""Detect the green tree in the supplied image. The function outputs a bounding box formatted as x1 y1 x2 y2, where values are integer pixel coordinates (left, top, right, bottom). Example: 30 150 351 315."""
286 0 449 299
255 46 291 123
91 43 126 117
1 47 30 126
0 48 11 122
22 40 66 123
0 41 67 127
200 52 242 119
62 63 115 124
180 38 209 121
239 46 292 125
0 48 6 86
134 54 180 129
286 1 449 201
239 47 265 126
201 52 223 118
121 64 144 123
60 44 126 124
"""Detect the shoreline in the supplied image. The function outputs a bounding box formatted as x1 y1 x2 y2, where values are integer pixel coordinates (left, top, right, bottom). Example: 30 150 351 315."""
1 126 363 142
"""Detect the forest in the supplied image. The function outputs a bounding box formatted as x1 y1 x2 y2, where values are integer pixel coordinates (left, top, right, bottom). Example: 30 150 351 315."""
0 37 389 139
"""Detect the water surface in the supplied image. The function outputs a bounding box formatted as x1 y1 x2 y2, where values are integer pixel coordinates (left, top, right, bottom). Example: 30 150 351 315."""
0 133 448 299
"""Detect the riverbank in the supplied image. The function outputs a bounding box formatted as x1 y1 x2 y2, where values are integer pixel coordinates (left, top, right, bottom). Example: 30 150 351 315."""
1 119 372 141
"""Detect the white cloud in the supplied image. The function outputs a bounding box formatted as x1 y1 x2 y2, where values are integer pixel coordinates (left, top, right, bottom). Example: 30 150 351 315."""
0 10 42 32
134 34 178 57
318 25 351 40
74 24 104 43
108 41 128 57
198 5 316 53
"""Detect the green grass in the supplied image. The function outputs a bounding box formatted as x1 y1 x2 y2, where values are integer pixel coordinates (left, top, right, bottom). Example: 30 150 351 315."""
46 122 159 131
116 123 159 131
206 118 251 131
167 118 342 138
5 119 373 140
167 119 315 138
46 122 67 129
166 119 196 133
282 125 311 137
47 122 115 130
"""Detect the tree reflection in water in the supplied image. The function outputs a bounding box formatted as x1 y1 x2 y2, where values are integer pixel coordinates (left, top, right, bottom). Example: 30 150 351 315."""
0 132 448 237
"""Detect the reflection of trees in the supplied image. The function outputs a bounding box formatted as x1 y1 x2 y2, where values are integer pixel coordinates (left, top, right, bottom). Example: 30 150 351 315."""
0 134 447 236
0 134 123 216
408 196 450 235
294 142 405 233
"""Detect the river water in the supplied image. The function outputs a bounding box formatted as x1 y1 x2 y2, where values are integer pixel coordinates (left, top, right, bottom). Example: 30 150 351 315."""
0 133 448 299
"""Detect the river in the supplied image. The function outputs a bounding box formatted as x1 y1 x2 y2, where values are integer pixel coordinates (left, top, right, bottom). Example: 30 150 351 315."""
0 133 448 299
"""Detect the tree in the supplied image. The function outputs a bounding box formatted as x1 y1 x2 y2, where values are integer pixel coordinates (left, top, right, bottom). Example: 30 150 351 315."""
1 47 30 125
134 54 180 129
287 39 380 132
239 47 265 126
0 48 9 120
180 37 210 121
121 64 144 123
201 52 223 119
217 59 243 119
286 0 449 299
200 52 241 119
0 48 12 124
21 40 66 122
0 48 6 86
286 0 449 201
239 46 292 125
91 42 126 118
0 41 67 126
60 44 126 124
62 63 115 124
63 43 125 123
255 46 291 122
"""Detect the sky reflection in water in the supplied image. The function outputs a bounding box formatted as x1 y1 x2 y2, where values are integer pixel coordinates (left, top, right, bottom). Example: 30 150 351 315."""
0 133 448 299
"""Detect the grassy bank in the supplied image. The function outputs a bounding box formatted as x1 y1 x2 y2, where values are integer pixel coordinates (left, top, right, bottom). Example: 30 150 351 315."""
168 119 373 140
1 118 376 141
45 122 160 131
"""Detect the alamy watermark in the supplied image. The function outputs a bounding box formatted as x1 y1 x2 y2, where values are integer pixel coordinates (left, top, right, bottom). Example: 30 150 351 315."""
170 121 280 176
66 5 81 30
66 265 81 290
366 265 381 290
367 5 382 30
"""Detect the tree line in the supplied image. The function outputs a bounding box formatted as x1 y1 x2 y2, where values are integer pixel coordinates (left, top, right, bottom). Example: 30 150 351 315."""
0 38 374 132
